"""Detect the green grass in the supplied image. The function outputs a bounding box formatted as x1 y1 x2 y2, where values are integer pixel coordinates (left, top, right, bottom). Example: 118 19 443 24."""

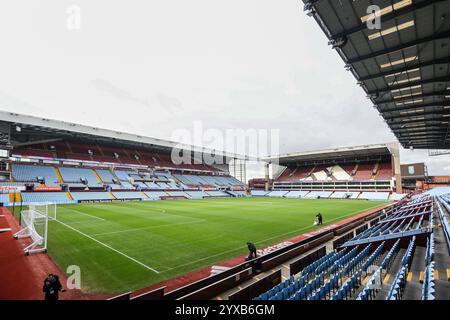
13 198 386 294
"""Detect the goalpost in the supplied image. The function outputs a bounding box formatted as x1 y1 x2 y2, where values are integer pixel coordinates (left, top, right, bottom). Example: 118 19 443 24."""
14 202 57 255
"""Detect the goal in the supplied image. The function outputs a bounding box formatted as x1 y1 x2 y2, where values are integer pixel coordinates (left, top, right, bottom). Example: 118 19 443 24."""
13 202 56 255
29 202 57 221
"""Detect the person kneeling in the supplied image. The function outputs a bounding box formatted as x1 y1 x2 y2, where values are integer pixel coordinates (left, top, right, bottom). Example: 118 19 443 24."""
246 242 257 260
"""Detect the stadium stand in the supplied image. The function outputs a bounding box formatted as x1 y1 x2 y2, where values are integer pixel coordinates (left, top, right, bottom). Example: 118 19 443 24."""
165 191 189 198
70 192 115 201
11 164 60 186
95 169 116 183
185 191 207 199
142 191 164 199
359 192 390 201
329 192 353 199
247 195 443 301
251 190 269 197
58 167 102 187
284 191 310 198
112 191 148 200
303 191 333 199
21 192 70 204
266 191 289 198
205 190 230 198
353 163 375 180
257 144 403 202
0 193 11 204
0 130 245 205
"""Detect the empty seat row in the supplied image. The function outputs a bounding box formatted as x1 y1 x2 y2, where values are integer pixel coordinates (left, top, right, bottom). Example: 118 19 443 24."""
12 164 59 186
436 197 450 254
422 261 436 300
58 167 102 186
71 192 114 201
112 192 147 200
21 192 70 204
385 236 416 300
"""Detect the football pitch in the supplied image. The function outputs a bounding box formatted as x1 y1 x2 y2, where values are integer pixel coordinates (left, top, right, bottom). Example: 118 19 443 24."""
15 198 386 294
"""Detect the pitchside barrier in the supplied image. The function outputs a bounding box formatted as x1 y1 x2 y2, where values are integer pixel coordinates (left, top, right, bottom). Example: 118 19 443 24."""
178 268 253 300
131 287 166 301
355 223 369 235
109 204 395 300
332 231 355 250
261 232 333 272
228 269 282 300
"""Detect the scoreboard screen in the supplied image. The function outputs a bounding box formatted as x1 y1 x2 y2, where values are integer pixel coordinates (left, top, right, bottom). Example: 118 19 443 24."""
401 163 425 178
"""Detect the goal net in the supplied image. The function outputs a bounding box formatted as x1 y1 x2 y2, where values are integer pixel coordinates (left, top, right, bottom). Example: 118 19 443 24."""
29 202 57 221
14 202 56 255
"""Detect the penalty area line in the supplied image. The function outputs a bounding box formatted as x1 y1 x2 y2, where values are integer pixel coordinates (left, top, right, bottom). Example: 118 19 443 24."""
54 219 160 274
62 207 106 221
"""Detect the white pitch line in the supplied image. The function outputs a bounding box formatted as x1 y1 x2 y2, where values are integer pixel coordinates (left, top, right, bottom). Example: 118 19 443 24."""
63 207 106 221
55 219 160 274
91 219 206 237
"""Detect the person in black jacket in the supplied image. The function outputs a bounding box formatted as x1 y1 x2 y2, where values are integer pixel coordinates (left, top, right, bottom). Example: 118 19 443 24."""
43 274 64 301
316 213 323 225
246 242 257 260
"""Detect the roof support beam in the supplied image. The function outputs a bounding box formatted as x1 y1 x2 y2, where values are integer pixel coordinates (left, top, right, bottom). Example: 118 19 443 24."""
394 131 445 138
387 117 446 126
358 57 450 81
368 75 450 95
391 124 448 131
330 0 444 41
390 121 445 128
348 30 450 64
375 90 448 104
378 101 450 113
398 136 443 142
398 134 443 140
394 127 446 133
383 109 450 120
14 138 64 148
390 124 448 131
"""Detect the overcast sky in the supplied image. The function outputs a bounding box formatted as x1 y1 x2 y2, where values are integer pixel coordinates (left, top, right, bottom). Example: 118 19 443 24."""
0 0 449 178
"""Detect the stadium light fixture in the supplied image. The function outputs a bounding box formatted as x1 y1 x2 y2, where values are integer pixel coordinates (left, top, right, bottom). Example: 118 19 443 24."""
388 76 421 86
380 56 417 69
328 37 347 49
15 125 21 132
385 68 420 79
393 91 422 99
368 20 415 41
304 3 315 17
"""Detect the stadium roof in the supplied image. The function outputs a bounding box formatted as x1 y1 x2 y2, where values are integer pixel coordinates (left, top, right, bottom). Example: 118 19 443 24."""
265 142 398 166
0 110 254 161
302 0 450 149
